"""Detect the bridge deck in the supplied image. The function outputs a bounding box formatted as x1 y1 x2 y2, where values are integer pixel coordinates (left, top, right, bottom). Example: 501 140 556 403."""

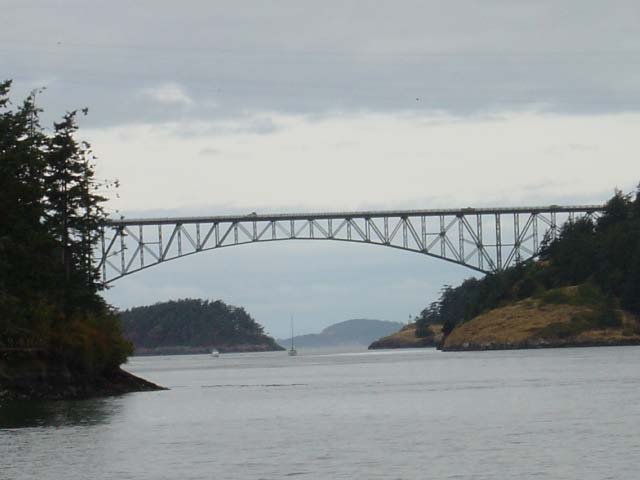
106 204 604 226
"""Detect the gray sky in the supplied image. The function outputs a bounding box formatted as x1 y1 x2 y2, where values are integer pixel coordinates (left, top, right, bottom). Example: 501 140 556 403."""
3 1 640 337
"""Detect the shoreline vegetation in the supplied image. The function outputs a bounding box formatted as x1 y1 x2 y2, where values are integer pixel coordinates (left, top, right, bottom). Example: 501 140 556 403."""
369 187 640 352
0 80 163 400
120 299 284 356
439 286 640 351
0 348 165 400
368 323 443 349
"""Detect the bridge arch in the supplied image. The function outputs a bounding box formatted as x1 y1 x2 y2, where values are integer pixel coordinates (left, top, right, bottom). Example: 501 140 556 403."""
96 205 602 284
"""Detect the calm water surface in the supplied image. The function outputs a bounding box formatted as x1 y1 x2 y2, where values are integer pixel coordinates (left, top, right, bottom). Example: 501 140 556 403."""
2 347 640 479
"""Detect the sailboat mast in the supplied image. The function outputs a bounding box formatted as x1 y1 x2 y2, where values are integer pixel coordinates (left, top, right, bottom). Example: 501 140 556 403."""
290 315 294 350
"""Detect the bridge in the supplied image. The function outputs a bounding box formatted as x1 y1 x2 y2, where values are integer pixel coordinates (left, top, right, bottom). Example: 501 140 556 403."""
96 204 604 283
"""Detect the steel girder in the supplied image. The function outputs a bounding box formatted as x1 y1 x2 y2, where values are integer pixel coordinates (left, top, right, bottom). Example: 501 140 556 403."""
96 205 603 283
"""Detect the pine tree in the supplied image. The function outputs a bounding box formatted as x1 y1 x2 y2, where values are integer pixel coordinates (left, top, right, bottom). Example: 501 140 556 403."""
1 80 131 373
43 111 108 313
0 82 57 343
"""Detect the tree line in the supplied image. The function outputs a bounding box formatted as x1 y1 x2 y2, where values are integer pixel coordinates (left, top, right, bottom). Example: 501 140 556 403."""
0 80 131 373
120 299 281 350
415 187 640 338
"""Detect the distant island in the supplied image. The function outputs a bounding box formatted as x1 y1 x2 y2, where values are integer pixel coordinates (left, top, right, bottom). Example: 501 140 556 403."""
370 188 640 352
278 319 403 349
120 299 284 355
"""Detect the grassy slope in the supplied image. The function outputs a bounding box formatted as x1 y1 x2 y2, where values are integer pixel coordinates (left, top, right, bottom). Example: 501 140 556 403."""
368 323 443 349
442 288 640 351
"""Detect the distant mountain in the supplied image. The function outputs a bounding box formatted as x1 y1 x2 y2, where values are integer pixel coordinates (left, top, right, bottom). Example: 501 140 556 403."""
120 299 284 355
278 319 404 349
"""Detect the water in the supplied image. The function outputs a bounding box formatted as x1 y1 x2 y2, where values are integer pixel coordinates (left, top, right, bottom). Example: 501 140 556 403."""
2 347 640 479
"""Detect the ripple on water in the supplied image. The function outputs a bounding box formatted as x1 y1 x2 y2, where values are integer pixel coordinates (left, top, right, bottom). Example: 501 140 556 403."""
2 347 640 479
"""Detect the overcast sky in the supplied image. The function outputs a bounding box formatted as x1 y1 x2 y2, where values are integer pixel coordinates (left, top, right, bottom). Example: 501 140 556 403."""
3 1 640 337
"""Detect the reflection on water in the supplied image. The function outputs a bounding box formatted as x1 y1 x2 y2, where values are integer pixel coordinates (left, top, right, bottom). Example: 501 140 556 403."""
2 347 640 479
0 397 121 429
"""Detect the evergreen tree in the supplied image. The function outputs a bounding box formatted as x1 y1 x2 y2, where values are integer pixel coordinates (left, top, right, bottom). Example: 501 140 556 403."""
0 82 57 343
1 80 131 372
539 217 596 285
414 185 640 339
44 110 108 312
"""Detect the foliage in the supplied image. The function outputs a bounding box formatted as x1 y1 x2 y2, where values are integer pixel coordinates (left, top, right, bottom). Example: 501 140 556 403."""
535 301 621 340
0 80 129 375
44 110 108 311
538 288 572 305
119 299 280 350
51 307 132 373
415 187 640 338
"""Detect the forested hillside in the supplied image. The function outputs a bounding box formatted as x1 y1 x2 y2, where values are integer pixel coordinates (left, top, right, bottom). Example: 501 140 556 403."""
120 299 284 354
413 187 640 347
0 80 158 398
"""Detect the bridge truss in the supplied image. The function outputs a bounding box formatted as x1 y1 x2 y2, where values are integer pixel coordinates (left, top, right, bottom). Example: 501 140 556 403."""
96 205 603 283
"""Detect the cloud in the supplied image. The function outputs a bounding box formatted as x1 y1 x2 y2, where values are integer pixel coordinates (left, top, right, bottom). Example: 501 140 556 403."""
140 83 193 106
4 1 640 128
86 110 640 215
145 114 282 139
198 147 220 156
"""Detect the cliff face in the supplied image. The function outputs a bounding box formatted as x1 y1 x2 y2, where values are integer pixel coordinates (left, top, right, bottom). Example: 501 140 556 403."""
441 297 640 351
368 323 443 349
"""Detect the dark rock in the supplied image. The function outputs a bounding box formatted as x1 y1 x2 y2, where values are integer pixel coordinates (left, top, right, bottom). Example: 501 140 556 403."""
440 337 640 351
0 349 166 400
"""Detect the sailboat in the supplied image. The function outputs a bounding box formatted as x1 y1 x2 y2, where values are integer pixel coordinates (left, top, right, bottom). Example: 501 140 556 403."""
288 315 297 356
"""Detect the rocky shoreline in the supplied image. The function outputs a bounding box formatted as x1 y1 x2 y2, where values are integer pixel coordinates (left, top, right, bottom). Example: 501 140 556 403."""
0 349 166 401
367 327 640 352
367 291 640 353
440 297 640 352
441 337 640 351
0 367 165 401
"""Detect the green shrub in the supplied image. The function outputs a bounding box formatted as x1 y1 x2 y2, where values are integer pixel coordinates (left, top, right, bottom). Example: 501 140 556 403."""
536 314 597 340
51 308 133 375
574 283 606 306
594 300 622 329
415 323 434 338
539 289 571 305
622 324 636 336
536 322 576 339
515 276 539 300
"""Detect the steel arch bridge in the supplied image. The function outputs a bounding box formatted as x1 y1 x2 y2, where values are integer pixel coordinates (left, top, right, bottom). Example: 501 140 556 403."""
96 204 603 284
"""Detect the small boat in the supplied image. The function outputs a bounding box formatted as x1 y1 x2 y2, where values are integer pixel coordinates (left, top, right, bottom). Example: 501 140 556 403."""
288 316 297 356
211 349 220 357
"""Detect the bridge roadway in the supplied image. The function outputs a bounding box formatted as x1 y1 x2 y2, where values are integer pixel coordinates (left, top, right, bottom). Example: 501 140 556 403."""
98 204 604 283
106 205 602 226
